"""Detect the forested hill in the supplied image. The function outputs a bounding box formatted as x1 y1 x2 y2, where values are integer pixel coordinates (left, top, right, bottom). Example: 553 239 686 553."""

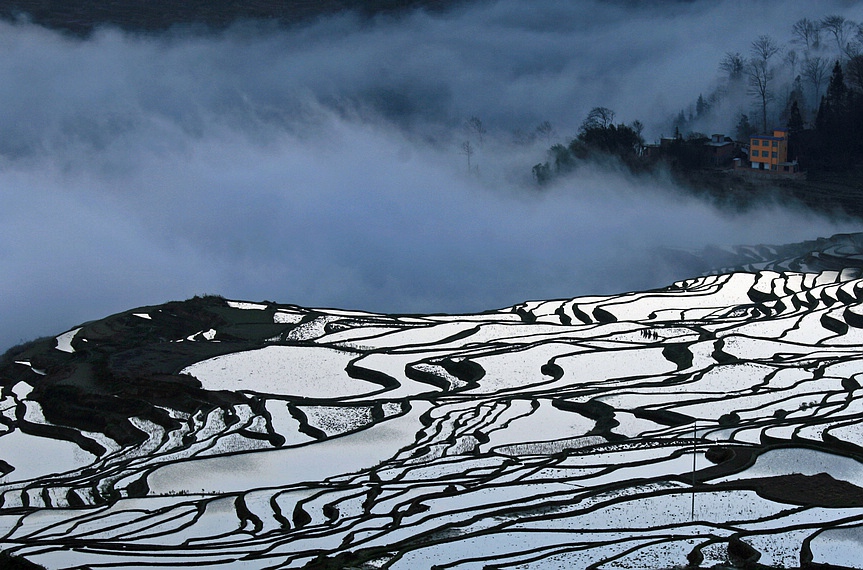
0 0 464 34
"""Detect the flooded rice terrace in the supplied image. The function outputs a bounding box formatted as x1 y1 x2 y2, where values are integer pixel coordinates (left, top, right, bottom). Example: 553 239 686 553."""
3 265 863 568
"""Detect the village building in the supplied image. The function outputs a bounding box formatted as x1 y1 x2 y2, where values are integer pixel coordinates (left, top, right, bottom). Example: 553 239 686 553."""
705 133 735 166
643 134 738 168
747 129 800 174
643 136 676 161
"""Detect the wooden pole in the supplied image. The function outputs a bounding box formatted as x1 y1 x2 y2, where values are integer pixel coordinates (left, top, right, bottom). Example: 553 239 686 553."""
691 420 697 520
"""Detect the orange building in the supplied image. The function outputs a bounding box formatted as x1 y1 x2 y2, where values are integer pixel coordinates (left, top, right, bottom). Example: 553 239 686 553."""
749 129 798 173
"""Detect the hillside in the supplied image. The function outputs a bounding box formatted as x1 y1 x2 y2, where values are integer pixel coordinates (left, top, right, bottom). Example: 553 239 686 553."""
3 234 863 568
666 165 863 221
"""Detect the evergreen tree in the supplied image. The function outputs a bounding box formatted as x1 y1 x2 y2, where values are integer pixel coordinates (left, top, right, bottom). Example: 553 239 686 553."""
825 60 849 112
780 75 806 126
696 94 707 117
848 55 863 95
673 110 687 133
787 100 805 162
788 100 804 134
815 61 853 168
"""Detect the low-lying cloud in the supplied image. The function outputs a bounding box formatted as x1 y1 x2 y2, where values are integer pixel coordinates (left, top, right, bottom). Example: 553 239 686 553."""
1 0 861 350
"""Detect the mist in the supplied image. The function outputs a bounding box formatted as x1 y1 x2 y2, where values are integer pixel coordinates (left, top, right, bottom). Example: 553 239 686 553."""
1 0 861 351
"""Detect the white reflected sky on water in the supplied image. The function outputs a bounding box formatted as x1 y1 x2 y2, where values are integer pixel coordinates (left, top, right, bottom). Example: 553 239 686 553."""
146 401 432 494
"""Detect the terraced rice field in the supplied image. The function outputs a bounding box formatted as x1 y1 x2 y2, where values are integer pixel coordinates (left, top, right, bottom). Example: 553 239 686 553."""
3 265 863 568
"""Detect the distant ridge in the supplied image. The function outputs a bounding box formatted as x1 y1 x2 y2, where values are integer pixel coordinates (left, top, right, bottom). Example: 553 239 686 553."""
653 231 863 283
704 232 863 274
0 0 466 34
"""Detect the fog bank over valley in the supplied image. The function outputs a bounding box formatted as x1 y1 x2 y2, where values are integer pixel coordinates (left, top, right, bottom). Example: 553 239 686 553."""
1 0 861 350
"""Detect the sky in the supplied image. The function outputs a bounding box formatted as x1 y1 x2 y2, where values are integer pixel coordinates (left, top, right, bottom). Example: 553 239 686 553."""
1 0 862 351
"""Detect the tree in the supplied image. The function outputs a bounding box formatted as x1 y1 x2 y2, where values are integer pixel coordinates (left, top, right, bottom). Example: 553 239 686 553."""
780 75 806 127
580 107 615 131
821 15 854 56
787 99 804 133
747 59 774 133
465 116 486 146
696 94 707 117
848 54 863 94
815 61 853 168
631 120 644 140
848 25 863 58
825 60 849 111
719 52 745 81
629 122 646 155
535 121 555 145
791 18 821 52
460 140 474 172
551 143 577 170
673 110 687 133
532 162 551 184
786 99 805 161
784 49 799 77
569 108 644 166
751 35 781 63
576 122 642 159
802 56 829 111
735 114 753 141
511 128 532 145
747 35 780 133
